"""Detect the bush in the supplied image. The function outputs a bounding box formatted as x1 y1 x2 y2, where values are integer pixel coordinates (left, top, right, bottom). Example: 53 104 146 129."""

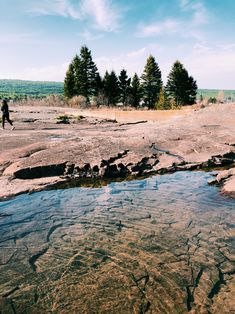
17 95 66 107
208 97 216 104
68 95 88 108
77 115 84 121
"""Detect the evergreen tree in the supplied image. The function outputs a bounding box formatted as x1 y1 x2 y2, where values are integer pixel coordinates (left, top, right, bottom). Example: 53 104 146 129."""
64 63 75 98
166 60 197 106
78 46 100 98
94 72 103 94
156 87 165 110
103 71 119 106
118 69 131 105
73 54 82 95
130 73 141 108
64 46 100 100
156 87 171 110
141 55 163 109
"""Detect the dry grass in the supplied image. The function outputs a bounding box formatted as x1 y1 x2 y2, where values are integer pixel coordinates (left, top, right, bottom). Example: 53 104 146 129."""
15 97 194 123
73 107 192 123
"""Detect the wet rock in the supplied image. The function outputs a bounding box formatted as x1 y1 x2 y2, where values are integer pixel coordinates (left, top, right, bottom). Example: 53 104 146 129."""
131 156 158 175
64 162 75 175
103 164 120 178
92 165 99 174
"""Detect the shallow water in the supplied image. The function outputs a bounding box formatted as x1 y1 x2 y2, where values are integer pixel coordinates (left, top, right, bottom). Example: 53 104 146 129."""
0 171 234 313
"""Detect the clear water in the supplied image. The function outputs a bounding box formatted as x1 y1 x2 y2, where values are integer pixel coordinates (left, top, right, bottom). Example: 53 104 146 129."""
0 171 234 313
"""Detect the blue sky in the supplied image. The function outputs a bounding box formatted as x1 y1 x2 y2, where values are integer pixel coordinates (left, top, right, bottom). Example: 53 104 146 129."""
0 0 235 89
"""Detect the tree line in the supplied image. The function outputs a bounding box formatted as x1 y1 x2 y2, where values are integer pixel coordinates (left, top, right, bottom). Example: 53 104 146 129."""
64 46 198 109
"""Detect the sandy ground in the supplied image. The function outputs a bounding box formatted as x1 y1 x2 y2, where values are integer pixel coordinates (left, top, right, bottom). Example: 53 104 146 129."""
0 103 234 199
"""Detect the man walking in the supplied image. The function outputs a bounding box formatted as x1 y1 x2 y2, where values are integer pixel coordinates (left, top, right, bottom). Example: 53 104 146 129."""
1 99 14 130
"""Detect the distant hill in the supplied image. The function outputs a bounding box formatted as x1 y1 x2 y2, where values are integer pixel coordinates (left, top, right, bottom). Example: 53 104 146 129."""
0 79 63 100
0 79 234 102
197 89 235 102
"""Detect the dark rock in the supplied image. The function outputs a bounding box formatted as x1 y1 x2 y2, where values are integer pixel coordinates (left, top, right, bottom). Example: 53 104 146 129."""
101 159 109 167
14 163 67 179
64 163 75 175
92 165 99 173
103 164 119 178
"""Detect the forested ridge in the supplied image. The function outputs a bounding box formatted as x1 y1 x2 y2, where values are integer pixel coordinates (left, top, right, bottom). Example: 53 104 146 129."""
0 79 63 100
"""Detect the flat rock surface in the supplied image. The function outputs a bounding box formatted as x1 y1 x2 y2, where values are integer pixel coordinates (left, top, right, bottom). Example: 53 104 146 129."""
0 103 235 199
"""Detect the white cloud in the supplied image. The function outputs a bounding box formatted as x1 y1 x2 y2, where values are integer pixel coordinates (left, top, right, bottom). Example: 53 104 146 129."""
137 19 181 37
137 18 205 41
137 1 208 40
191 2 208 25
30 0 122 32
179 0 208 25
31 0 81 19
80 0 121 32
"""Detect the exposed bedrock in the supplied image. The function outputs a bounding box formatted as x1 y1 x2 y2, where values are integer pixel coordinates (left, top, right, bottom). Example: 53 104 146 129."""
0 103 235 199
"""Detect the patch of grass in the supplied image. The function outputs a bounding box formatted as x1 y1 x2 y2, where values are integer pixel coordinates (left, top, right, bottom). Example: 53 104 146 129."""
56 114 70 124
77 115 85 121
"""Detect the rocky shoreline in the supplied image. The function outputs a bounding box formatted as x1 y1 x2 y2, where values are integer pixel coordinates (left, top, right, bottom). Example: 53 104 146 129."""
0 103 235 200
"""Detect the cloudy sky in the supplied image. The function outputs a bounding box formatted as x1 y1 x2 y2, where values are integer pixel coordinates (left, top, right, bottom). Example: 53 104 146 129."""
0 0 234 89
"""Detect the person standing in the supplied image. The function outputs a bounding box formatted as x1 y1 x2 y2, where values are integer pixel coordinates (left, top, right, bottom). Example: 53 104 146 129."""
1 99 14 130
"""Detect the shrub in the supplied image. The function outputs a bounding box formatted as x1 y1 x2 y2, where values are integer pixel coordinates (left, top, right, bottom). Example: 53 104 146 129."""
208 97 216 104
77 115 84 121
68 95 88 108
17 95 66 107
56 114 70 124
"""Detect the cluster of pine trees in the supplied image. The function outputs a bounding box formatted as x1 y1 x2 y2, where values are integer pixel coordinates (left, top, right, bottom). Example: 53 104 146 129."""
64 46 197 109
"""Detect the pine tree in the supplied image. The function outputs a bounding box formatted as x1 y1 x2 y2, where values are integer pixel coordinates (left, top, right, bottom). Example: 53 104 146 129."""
78 46 100 98
94 72 103 94
64 46 100 100
141 55 163 109
103 71 119 106
156 87 165 109
118 69 131 105
156 87 171 110
130 73 141 108
64 63 75 98
166 60 197 106
73 54 82 95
